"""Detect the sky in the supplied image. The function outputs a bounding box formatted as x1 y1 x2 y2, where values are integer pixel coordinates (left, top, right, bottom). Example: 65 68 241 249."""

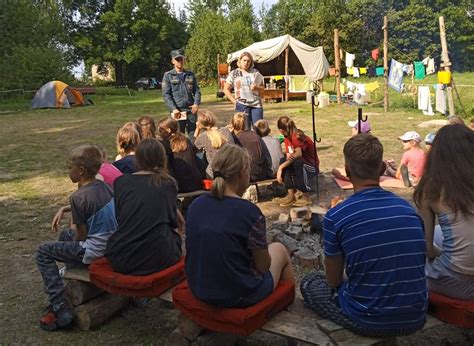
168 0 278 13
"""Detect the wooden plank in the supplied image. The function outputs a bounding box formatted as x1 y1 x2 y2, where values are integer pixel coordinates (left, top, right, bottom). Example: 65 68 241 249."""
178 190 207 199
261 310 334 345
63 267 90 282
159 287 174 303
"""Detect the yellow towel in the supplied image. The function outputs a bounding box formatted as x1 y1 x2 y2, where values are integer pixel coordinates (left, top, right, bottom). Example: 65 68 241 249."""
347 67 354 75
359 67 367 74
365 81 380 92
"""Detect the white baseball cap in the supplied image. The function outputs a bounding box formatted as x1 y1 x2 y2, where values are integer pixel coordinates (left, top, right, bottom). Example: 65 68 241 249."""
398 131 422 143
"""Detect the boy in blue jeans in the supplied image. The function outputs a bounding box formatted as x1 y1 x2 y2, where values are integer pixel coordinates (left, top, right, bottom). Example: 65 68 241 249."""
36 145 117 331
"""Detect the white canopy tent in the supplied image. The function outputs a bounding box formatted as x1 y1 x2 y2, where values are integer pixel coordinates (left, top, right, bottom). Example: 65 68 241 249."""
227 35 330 84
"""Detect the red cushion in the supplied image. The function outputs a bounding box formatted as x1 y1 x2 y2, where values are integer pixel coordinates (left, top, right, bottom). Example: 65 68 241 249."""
429 291 474 328
172 280 295 336
89 257 185 297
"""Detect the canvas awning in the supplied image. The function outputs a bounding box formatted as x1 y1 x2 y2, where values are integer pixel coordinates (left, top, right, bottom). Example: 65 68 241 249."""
227 35 329 82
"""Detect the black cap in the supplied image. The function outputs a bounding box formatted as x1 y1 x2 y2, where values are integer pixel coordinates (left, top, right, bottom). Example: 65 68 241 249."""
171 49 185 59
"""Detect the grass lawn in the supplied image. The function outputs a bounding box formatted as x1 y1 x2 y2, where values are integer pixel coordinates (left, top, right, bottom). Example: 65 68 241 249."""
0 74 472 343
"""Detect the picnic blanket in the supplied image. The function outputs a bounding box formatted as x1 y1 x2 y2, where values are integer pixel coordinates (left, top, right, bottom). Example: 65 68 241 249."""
333 175 406 190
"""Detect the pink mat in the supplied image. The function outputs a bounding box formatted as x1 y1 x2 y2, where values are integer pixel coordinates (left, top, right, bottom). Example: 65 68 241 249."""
333 176 407 190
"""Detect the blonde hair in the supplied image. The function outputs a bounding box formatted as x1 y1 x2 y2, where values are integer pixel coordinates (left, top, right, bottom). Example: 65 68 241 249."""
231 112 246 133
210 144 250 200
69 145 102 177
157 117 188 153
197 109 226 149
237 51 254 69
116 122 142 156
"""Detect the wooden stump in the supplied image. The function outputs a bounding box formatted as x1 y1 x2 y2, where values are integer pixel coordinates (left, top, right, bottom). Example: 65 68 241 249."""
65 280 104 306
74 294 130 330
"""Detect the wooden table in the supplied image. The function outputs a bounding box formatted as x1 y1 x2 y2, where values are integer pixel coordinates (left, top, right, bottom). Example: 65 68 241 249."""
262 88 284 102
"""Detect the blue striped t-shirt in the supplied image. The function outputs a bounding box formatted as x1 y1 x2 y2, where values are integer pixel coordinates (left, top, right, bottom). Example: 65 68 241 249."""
324 187 427 331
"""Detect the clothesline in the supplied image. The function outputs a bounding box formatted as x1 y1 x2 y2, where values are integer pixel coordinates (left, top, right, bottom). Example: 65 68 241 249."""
341 46 380 57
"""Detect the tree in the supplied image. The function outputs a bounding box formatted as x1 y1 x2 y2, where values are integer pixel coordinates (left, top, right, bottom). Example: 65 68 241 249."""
67 0 187 85
186 10 255 81
0 1 73 89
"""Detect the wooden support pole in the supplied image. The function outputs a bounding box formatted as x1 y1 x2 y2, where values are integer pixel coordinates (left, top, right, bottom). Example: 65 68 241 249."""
285 47 289 102
383 16 389 112
439 16 455 116
74 294 130 330
334 29 342 104
65 280 105 306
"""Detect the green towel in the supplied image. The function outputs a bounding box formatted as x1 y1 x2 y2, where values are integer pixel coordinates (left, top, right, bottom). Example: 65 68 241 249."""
414 61 425 80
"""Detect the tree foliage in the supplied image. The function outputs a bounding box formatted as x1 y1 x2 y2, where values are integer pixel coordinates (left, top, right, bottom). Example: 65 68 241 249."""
66 0 188 85
0 1 73 90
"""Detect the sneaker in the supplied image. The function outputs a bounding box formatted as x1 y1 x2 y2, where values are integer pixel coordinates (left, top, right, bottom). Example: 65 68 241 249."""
39 302 74 331
400 165 412 188
59 266 67 278
295 190 304 200
279 196 296 207
293 197 312 207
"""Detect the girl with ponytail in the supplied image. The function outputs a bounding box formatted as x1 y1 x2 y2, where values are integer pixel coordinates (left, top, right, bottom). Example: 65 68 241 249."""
185 144 295 308
105 138 183 275
193 109 234 178
276 115 319 207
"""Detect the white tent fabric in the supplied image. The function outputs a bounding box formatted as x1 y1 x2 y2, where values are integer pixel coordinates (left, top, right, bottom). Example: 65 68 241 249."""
227 35 329 82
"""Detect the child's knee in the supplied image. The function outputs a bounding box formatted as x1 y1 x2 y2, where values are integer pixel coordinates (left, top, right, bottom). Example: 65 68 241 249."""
269 242 290 262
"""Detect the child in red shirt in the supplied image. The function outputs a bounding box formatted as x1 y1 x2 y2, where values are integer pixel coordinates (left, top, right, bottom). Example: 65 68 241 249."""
276 116 319 207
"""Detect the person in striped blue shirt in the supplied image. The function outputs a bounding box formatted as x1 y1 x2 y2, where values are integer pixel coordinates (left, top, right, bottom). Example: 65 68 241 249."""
301 133 427 337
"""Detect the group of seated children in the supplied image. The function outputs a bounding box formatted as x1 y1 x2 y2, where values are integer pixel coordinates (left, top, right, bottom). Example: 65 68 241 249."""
333 118 429 188
104 111 319 207
36 122 473 337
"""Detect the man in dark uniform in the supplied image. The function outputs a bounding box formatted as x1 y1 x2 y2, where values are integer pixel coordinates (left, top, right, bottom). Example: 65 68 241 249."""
162 49 201 137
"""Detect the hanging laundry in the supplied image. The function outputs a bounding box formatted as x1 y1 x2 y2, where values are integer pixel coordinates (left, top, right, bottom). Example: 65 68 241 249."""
375 67 384 76
365 81 380 92
340 49 344 60
438 70 451 84
426 58 436 75
328 67 336 76
368 66 376 78
435 84 447 115
371 48 379 61
359 67 367 75
347 67 354 75
406 64 414 75
353 67 360 78
388 59 404 93
418 86 434 116
414 61 425 80
345 52 355 68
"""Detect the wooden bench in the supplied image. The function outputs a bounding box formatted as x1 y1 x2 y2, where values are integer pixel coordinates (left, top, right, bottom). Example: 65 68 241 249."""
177 190 207 200
75 86 96 95
251 178 277 200
64 267 444 344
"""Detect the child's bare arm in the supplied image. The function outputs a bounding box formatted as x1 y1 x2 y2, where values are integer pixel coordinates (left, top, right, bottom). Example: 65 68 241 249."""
51 205 71 232
74 224 88 241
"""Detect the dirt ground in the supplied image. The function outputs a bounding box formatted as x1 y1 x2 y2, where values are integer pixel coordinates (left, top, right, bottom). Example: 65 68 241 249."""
0 99 471 344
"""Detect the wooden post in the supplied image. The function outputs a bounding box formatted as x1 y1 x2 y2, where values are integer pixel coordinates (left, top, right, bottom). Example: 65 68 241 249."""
334 29 342 104
383 16 389 112
439 16 455 116
285 47 289 102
